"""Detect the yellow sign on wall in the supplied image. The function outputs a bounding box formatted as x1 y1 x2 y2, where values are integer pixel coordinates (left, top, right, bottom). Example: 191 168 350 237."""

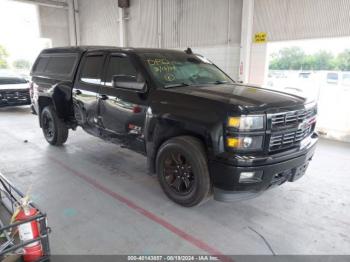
254 32 267 43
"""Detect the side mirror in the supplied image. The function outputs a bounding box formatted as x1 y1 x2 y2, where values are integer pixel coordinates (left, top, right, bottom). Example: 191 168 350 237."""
112 75 146 92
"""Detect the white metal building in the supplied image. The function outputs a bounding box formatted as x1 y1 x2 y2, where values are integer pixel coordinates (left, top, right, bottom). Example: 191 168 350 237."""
27 0 350 82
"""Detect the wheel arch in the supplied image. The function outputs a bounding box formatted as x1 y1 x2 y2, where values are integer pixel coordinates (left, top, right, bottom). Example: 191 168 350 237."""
38 96 53 127
38 82 73 127
145 118 214 174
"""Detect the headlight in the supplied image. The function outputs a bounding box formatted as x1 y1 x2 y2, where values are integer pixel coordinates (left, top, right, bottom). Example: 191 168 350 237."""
227 136 263 150
228 115 264 130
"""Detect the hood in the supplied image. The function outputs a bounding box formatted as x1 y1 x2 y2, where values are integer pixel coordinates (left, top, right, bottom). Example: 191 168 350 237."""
165 84 310 112
0 83 30 91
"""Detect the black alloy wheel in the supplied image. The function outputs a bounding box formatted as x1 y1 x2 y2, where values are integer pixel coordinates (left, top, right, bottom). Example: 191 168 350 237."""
156 136 211 207
163 152 195 195
42 110 55 141
40 105 69 146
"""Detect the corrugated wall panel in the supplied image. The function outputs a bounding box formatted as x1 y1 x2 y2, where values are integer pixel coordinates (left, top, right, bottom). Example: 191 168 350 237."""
76 0 242 78
127 0 158 47
194 44 241 79
78 0 120 45
228 0 243 45
38 6 70 47
162 0 242 48
254 0 350 41
77 0 243 48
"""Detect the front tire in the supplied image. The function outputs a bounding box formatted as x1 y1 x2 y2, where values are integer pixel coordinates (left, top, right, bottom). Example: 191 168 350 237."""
41 105 68 146
156 136 211 207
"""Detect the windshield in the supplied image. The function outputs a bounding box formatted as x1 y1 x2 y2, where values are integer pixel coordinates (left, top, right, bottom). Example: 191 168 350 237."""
0 77 28 85
140 52 234 88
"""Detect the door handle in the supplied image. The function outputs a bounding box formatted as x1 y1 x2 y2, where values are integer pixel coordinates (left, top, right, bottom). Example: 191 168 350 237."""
98 94 109 100
73 89 82 95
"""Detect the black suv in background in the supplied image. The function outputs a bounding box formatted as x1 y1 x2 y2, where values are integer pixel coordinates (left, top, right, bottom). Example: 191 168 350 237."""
30 46 318 207
0 70 31 107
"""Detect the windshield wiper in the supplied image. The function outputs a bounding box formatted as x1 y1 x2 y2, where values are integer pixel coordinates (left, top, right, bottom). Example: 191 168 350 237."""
164 82 191 89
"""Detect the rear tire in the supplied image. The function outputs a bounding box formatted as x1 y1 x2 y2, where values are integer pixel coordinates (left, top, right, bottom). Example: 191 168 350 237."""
156 136 211 207
41 105 68 146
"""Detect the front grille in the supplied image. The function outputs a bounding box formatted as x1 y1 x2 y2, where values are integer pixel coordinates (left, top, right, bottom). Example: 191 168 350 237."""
0 90 30 100
269 106 316 152
271 108 315 129
269 125 312 152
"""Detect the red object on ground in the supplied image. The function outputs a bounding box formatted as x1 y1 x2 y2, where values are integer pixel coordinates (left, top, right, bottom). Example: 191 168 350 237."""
132 105 142 113
15 206 43 262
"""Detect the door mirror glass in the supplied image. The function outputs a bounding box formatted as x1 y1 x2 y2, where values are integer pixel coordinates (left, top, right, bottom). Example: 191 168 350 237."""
112 75 146 92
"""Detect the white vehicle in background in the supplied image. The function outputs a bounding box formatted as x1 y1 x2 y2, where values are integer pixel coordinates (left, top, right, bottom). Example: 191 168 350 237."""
266 70 320 99
319 71 350 87
341 72 350 86
0 70 31 108
326 72 339 84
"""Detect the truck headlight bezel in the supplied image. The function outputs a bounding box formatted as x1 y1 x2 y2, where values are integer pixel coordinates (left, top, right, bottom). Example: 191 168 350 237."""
227 115 265 131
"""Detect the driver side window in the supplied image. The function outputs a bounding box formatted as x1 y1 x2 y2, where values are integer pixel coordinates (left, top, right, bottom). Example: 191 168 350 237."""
105 56 138 86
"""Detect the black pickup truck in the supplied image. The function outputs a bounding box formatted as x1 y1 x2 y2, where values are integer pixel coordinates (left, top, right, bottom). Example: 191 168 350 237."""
31 46 318 207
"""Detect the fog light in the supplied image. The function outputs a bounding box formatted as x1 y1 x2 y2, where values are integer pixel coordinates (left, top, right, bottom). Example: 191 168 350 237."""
227 137 239 148
239 171 263 183
240 172 255 181
226 136 263 150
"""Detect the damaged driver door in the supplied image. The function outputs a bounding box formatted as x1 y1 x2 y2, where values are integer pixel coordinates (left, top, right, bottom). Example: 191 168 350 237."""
98 53 148 151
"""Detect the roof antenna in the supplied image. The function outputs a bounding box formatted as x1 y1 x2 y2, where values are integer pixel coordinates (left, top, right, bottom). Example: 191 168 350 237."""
185 48 193 54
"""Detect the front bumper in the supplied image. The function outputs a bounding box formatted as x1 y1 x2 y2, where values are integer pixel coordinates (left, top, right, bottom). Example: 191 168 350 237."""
0 90 31 107
210 133 318 202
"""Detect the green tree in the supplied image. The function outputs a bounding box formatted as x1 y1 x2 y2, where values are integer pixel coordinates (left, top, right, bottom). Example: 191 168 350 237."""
311 51 336 70
269 47 306 70
0 45 9 69
301 55 315 70
269 47 338 71
13 59 31 70
335 49 350 71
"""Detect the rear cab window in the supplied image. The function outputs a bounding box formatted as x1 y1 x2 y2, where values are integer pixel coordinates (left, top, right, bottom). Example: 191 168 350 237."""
33 57 50 74
31 53 79 81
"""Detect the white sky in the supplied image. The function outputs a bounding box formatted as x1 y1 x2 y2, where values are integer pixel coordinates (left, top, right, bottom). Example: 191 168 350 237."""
0 0 50 65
